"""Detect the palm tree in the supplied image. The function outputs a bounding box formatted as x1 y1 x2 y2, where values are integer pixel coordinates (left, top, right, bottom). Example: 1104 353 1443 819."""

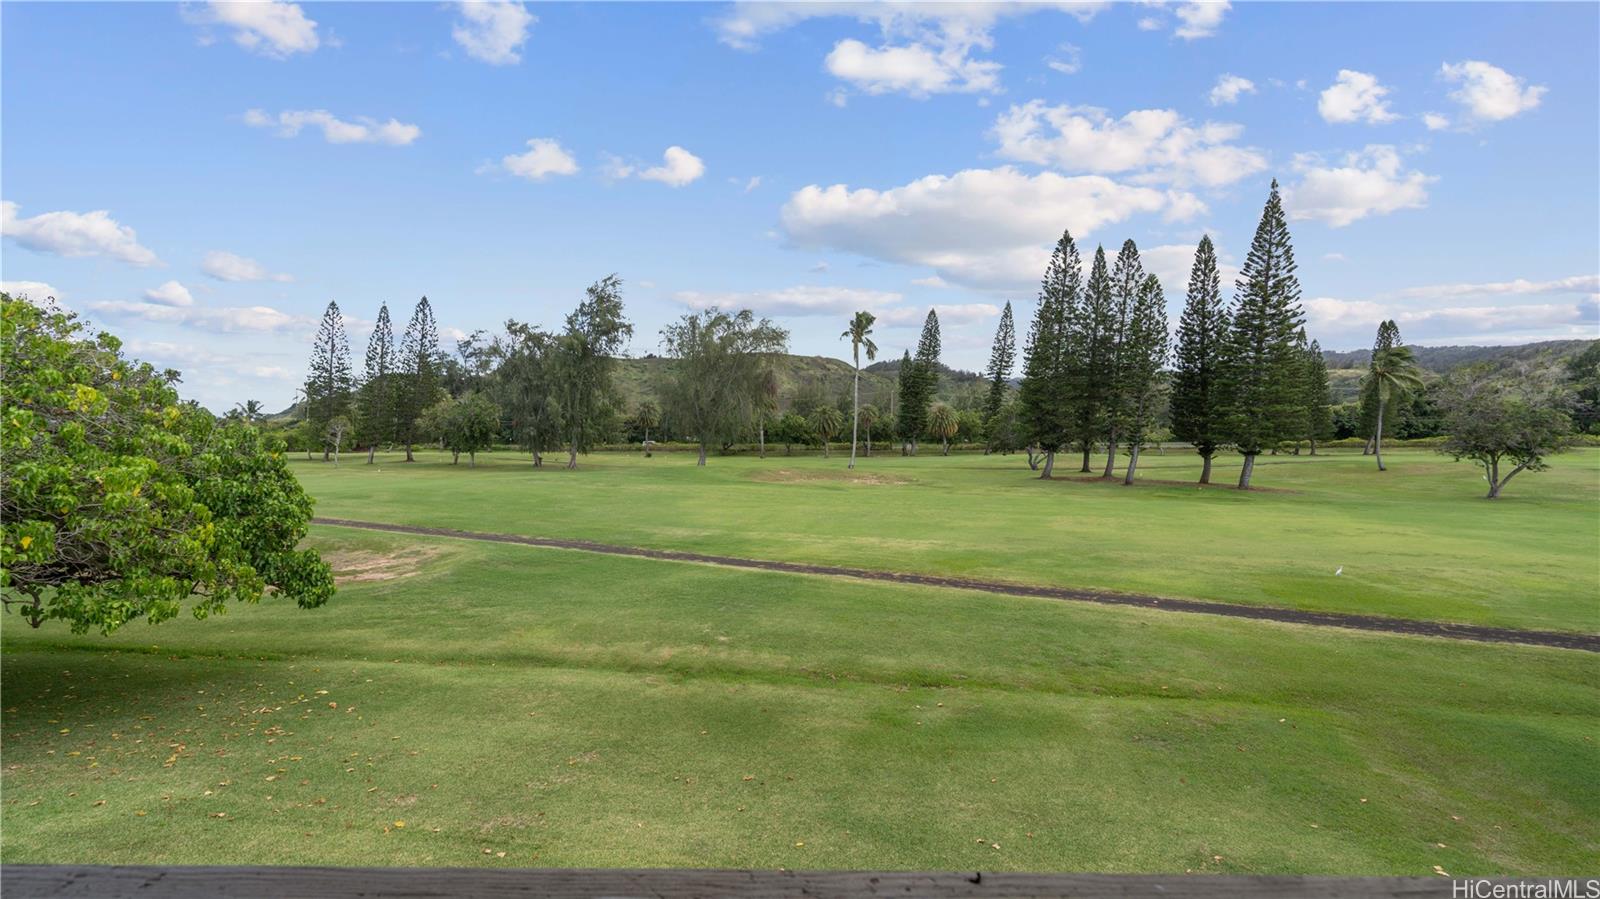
635 400 660 458
754 368 780 460
857 403 880 457
233 399 264 423
840 311 878 469
927 402 959 455
1361 345 1424 472
811 405 843 458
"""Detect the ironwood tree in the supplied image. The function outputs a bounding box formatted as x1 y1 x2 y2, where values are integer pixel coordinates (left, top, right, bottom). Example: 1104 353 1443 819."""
553 275 632 469
661 307 788 466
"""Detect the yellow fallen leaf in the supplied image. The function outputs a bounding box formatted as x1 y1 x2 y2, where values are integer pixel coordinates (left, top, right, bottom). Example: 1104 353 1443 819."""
394 820 406 828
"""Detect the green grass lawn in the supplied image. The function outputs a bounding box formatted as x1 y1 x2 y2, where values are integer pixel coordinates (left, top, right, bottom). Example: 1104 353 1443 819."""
3 446 1596 874
293 445 1600 634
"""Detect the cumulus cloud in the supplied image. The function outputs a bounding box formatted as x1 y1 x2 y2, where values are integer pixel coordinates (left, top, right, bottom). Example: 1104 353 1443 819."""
494 138 580 181
201 250 293 283
714 3 1105 98
1139 242 1240 295
452 1 535 65
607 147 706 187
2 201 160 267
1317 70 1398 124
183 0 320 58
243 109 421 145
1440 60 1546 124
1 280 63 302
1304 274 1598 346
1207 74 1255 106
1422 112 1451 131
89 299 309 333
781 166 1181 289
1046 43 1082 75
1173 0 1230 39
143 280 194 308
990 100 1267 188
1281 145 1433 227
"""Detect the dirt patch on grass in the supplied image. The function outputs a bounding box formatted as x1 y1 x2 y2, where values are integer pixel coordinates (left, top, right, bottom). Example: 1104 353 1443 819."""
323 546 448 584
751 468 913 486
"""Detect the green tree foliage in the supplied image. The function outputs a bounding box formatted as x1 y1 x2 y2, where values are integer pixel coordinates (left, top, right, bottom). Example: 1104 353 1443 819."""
1439 368 1573 498
493 322 563 467
661 307 789 466
396 296 440 462
1220 181 1306 489
1017 230 1080 477
775 411 810 455
1102 239 1145 476
1358 320 1403 448
304 300 353 462
981 301 1016 451
634 399 661 454
1169 235 1230 483
1071 246 1116 472
358 302 395 464
1565 341 1600 434
1301 333 1334 454
894 311 942 454
857 402 880 456
231 399 264 423
754 368 780 458
553 276 633 469
810 405 842 457
1 295 332 634
841 311 878 469
428 391 500 466
1362 345 1425 471
1119 274 1169 484
894 350 922 453
927 401 959 455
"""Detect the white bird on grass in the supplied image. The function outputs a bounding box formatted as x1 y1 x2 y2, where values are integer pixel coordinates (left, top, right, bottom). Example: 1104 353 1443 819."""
1334 566 1343 576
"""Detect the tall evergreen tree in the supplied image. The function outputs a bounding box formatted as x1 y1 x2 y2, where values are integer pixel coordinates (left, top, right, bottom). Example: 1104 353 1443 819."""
1102 239 1144 476
1169 236 1230 483
304 300 353 462
554 275 633 469
981 301 1016 452
1120 274 1169 485
1220 180 1306 489
894 349 922 454
1069 245 1116 472
1358 319 1402 453
357 303 395 464
396 296 440 462
1300 332 1333 455
897 310 941 455
1017 230 1080 477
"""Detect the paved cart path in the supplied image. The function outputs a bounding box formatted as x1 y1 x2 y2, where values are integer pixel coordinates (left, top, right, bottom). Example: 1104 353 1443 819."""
314 517 1600 653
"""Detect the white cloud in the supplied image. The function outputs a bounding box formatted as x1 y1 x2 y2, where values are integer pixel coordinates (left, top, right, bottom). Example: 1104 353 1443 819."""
743 176 763 193
1046 43 1081 75
912 275 951 288
1422 112 1451 131
143 280 194 308
90 299 309 333
1140 242 1239 295
781 166 1179 289
1305 275 1598 346
715 3 1106 98
1136 16 1162 31
1318 70 1398 124
990 100 1267 188
639 146 706 187
1 280 62 302
243 108 421 146
1323 252 1347 262
495 138 580 181
184 1 320 58
2 201 160 267
1207 74 1255 106
1282 145 1433 227
1391 274 1600 301
1440 60 1546 124
201 250 293 282
1173 0 1229 39
452 1 535 65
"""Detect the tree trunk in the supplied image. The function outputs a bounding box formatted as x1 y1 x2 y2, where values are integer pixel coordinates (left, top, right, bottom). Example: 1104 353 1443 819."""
1080 444 1091 473
645 427 652 458
533 450 543 468
567 439 578 470
323 448 330 462
822 440 830 458
865 426 871 457
367 445 376 465
1238 452 1256 489
1363 436 1374 455
1040 450 1055 479
1309 439 1317 456
1102 432 1117 478
469 451 476 468
757 424 764 460
1199 452 1213 485
1123 444 1140 485
1374 397 1387 471
941 437 949 456
849 349 860 470
697 441 707 467
451 450 459 465
405 442 414 462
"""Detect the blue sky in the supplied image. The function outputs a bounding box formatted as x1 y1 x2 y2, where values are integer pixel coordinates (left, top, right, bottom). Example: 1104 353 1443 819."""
3 1 1596 412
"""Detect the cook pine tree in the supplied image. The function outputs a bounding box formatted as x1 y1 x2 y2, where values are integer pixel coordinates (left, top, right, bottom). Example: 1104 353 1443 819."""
1118 274 1169 485
1220 180 1307 489
358 303 395 464
1101 239 1144 477
1358 319 1402 454
981 301 1016 453
304 300 354 462
1169 235 1230 484
1070 245 1115 472
397 296 440 462
1300 331 1333 455
1017 229 1081 478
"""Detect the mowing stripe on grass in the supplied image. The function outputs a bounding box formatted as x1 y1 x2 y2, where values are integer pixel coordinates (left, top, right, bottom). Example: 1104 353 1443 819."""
313 517 1600 653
